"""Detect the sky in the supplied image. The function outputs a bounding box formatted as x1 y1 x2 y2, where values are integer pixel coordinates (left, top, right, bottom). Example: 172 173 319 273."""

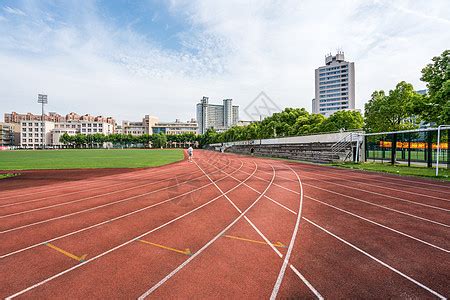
0 0 449 123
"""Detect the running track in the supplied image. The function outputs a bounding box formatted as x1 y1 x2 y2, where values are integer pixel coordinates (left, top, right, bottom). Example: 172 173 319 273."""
1 150 449 299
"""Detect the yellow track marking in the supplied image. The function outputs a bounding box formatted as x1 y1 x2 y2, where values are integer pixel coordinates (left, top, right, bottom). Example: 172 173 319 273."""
223 235 286 248
137 239 192 256
45 243 87 262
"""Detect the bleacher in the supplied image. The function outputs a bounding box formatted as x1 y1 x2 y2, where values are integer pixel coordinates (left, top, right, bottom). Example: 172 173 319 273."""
226 142 355 163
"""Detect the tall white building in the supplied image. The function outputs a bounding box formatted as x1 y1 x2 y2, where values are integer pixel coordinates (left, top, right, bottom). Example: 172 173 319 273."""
196 97 239 134
312 51 355 117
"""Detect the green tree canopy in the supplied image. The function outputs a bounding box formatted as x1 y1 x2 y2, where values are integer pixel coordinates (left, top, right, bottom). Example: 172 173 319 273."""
364 81 420 132
152 133 167 148
417 50 450 125
318 110 363 132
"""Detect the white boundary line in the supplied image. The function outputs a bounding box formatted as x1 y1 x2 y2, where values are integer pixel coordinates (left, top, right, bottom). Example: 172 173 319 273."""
270 165 304 299
0 165 207 208
0 157 230 218
137 160 274 299
235 169 450 252
0 154 197 201
200 159 321 299
1 157 234 234
294 162 450 190
5 156 256 298
253 169 450 228
1 159 243 258
304 166 450 196
298 168 450 205
302 217 446 299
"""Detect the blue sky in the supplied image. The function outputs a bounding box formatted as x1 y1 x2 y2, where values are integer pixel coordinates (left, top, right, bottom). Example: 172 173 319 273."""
0 0 449 122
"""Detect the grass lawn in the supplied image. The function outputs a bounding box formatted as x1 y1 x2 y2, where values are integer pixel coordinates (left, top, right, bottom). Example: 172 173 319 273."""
330 162 450 181
0 149 184 170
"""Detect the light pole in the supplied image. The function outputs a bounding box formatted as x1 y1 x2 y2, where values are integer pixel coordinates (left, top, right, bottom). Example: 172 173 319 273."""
37 94 48 149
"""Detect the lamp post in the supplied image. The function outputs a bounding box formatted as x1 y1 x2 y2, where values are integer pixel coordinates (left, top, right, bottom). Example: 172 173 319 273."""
37 94 48 149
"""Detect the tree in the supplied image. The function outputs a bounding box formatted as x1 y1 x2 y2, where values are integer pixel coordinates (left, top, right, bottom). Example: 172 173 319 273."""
59 133 70 147
364 81 420 132
418 50 450 125
318 110 363 132
152 133 167 148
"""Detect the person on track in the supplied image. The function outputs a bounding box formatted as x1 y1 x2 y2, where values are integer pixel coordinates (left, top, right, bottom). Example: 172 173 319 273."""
187 146 194 162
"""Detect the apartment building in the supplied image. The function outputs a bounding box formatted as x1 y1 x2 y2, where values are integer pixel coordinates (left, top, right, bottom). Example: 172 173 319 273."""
196 97 239 134
312 51 355 117
122 115 159 136
0 122 20 146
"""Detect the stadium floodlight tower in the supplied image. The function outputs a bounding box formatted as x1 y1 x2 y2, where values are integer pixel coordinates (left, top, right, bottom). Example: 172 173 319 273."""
37 94 48 149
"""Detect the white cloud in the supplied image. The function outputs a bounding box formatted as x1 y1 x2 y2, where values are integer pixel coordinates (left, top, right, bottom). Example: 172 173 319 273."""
0 0 449 123
3 6 26 16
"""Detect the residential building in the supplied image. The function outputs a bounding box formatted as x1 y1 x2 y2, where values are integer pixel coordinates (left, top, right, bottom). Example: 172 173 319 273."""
122 115 159 136
196 97 239 134
20 121 55 148
3 111 116 148
0 122 20 146
152 119 198 135
5 112 115 128
313 51 355 117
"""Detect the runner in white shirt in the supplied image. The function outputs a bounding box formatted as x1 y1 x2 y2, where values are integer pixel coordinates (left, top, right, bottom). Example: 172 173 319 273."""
187 146 193 162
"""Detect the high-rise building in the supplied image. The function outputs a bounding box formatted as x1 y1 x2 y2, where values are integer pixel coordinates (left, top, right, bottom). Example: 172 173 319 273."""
196 97 239 134
312 51 355 117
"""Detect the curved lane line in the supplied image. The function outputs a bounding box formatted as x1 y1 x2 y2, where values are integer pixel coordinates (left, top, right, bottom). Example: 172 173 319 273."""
5 156 254 298
0 155 228 218
1 158 241 258
137 160 272 299
1 157 233 233
303 217 447 300
270 164 304 299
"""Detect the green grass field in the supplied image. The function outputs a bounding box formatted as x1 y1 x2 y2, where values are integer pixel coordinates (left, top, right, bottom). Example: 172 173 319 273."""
331 162 450 181
0 149 184 170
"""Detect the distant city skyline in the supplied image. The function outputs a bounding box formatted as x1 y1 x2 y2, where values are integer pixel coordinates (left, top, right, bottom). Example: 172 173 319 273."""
1 1 449 121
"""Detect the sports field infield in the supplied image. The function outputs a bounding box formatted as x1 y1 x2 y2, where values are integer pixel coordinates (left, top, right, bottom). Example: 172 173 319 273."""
0 149 184 170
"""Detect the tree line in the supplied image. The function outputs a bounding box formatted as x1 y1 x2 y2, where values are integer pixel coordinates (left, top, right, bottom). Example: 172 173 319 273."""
59 132 198 148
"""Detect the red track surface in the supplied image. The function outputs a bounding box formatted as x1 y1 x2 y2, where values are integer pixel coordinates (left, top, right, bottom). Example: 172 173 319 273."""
1 150 449 299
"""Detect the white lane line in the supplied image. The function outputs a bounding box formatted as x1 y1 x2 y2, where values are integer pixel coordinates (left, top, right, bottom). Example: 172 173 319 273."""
137 161 274 299
5 157 254 299
0 167 207 208
0 157 196 201
270 165 304 300
302 182 450 228
298 171 450 209
289 162 450 191
289 265 324 300
203 159 321 299
198 159 285 258
203 159 297 216
0 157 231 218
1 160 243 259
302 217 447 300
0 159 232 234
304 195 450 253
305 167 450 198
235 169 450 252
265 195 297 215
265 167 450 208
240 168 450 228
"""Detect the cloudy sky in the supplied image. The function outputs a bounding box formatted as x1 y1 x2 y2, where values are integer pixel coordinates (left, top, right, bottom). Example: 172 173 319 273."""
0 0 449 122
